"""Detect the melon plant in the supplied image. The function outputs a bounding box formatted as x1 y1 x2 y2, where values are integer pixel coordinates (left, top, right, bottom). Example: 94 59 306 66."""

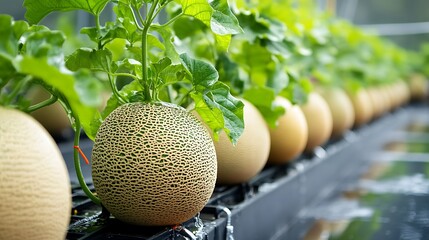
23 0 245 226
169 4 314 168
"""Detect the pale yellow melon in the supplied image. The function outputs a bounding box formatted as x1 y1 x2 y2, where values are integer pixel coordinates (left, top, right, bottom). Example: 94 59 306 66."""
268 97 308 164
300 92 333 152
214 99 270 185
318 87 355 138
347 88 373 127
91 102 217 226
0 107 71 240
408 73 429 101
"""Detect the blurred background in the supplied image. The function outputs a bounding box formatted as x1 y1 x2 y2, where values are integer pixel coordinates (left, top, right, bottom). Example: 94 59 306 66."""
2 0 429 51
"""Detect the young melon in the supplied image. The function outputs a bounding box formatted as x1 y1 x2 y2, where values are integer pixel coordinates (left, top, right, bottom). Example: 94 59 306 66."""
299 92 333 152
318 87 355 138
213 99 270 185
268 97 308 164
91 102 217 226
0 107 71 240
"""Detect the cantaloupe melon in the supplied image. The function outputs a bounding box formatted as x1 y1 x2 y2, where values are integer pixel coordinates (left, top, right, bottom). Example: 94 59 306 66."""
268 97 308 164
318 87 355 138
91 102 217 226
347 88 373 127
0 107 71 240
300 92 333 152
214 99 270 185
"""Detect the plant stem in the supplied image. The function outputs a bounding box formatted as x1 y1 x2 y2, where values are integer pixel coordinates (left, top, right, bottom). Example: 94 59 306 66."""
26 95 58 113
151 13 183 29
95 14 102 50
74 118 101 205
141 0 160 102
107 72 127 104
129 5 144 30
112 72 140 80
133 5 146 28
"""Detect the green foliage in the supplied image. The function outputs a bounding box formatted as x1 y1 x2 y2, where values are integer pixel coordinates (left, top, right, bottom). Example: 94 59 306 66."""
170 6 311 126
24 0 111 24
22 0 245 143
0 14 102 139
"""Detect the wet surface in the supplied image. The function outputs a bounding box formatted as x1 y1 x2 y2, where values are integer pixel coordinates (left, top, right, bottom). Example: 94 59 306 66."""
303 120 429 240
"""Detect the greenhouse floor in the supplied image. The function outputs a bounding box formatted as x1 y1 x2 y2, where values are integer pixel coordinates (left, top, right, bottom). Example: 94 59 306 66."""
60 102 429 240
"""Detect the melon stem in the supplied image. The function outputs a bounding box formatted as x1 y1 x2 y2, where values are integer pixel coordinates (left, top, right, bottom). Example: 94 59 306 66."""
73 118 101 205
141 0 160 102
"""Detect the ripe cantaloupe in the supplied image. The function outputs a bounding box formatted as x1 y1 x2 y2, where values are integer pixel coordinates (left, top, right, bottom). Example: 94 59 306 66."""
299 92 333 152
0 107 71 240
318 87 355 138
91 102 217 226
347 88 373 127
268 97 308 164
214 99 270 185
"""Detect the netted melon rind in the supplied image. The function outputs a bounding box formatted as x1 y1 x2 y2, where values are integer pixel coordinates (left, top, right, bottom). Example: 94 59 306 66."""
91 102 217 226
0 107 71 240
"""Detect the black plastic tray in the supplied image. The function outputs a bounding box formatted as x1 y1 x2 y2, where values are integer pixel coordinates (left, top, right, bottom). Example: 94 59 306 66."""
60 104 429 240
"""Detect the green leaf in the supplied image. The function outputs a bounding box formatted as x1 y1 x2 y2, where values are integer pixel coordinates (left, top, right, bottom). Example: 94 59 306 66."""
216 53 242 94
180 53 218 88
232 41 273 86
13 56 101 139
210 0 243 35
243 86 285 128
74 70 103 107
176 0 241 50
153 57 172 74
177 0 213 27
66 48 112 72
158 64 187 87
190 91 224 141
119 58 142 79
0 54 17 80
24 0 111 24
191 82 244 144
158 28 181 63
80 27 99 43
0 15 29 57
235 12 286 43
215 34 231 52
266 63 289 94
208 82 244 144
22 27 66 67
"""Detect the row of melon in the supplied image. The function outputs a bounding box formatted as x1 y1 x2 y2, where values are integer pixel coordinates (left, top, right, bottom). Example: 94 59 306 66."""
214 75 428 185
1 70 426 240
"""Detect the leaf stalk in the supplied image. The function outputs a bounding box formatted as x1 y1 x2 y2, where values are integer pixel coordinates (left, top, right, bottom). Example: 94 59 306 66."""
73 118 101 205
26 94 58 112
